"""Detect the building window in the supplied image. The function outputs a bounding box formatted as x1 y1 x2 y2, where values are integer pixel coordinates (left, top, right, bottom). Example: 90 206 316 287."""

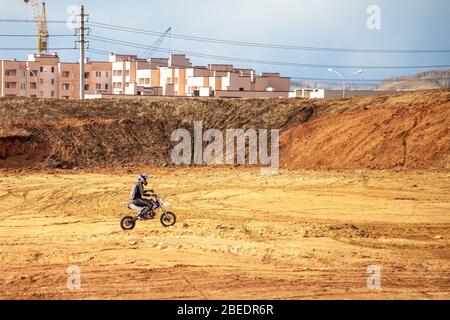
21 83 26 90
30 83 37 89
105 71 109 77
40 66 44 72
62 83 70 91
113 70 122 77
105 84 109 90
96 71 102 77
5 82 17 89
51 79 55 85
21 71 26 78
62 71 70 78
139 78 150 85
239 87 244 91
96 83 101 90
5 69 17 76
51 91 55 97
84 84 90 91
126 70 130 76
51 67 55 73
84 72 90 79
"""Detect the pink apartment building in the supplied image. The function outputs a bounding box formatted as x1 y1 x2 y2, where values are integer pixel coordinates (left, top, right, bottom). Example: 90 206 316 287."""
0 53 112 99
1 52 290 99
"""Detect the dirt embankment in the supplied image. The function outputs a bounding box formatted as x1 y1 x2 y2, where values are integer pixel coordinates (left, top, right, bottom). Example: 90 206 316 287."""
0 98 317 169
0 90 449 170
280 90 450 170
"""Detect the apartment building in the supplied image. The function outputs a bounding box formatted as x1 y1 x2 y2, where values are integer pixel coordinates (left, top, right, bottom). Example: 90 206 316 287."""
0 53 113 99
183 64 290 98
1 52 290 99
1 54 58 98
110 54 140 95
1 59 28 98
59 59 112 99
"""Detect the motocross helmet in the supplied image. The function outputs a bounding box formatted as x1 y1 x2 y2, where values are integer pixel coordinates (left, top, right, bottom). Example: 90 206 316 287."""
137 174 149 186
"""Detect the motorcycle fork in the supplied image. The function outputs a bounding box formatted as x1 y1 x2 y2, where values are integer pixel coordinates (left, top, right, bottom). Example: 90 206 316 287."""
159 205 167 217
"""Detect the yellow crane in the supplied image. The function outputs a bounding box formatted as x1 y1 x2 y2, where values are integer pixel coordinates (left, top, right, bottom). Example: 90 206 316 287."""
24 0 49 54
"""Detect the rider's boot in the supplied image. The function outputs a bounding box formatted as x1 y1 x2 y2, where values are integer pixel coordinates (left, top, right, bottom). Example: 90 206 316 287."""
137 211 146 220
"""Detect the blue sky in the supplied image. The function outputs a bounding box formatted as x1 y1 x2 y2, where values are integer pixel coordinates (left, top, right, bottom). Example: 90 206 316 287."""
1 0 449 80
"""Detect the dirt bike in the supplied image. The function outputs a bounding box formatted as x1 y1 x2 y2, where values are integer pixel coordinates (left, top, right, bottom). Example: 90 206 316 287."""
120 193 176 230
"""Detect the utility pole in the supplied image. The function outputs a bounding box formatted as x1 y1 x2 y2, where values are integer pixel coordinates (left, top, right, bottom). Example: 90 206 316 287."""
79 5 85 99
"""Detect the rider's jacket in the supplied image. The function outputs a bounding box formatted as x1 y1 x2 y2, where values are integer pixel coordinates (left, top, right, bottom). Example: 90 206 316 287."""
130 183 145 200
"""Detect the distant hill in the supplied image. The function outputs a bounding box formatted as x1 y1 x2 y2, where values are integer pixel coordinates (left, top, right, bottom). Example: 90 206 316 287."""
378 69 450 91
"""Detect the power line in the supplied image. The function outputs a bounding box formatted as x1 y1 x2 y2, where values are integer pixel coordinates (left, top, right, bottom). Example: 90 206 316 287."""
86 35 450 69
86 48 109 55
2 16 448 80
0 19 68 24
3 18 449 54
0 34 75 37
86 20 450 54
0 47 75 50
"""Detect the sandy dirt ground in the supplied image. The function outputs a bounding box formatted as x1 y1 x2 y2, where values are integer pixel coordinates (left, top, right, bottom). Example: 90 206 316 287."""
0 168 449 300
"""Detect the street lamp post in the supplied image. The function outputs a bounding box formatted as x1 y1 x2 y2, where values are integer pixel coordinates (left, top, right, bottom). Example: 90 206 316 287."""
27 68 38 98
328 68 364 98
25 68 28 98
26 67 47 98
350 70 364 91
328 68 345 98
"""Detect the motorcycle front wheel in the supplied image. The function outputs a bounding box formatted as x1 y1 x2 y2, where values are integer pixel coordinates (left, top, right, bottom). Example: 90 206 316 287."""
120 216 137 230
160 212 176 227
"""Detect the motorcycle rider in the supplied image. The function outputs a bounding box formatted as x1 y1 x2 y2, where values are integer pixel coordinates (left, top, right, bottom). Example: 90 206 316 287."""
131 175 158 220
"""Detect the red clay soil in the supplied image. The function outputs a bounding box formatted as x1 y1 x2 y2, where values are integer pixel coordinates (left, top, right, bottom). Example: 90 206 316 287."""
280 90 450 170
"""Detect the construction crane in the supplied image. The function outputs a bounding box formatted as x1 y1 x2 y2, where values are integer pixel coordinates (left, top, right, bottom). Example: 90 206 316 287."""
24 0 49 54
143 27 171 59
